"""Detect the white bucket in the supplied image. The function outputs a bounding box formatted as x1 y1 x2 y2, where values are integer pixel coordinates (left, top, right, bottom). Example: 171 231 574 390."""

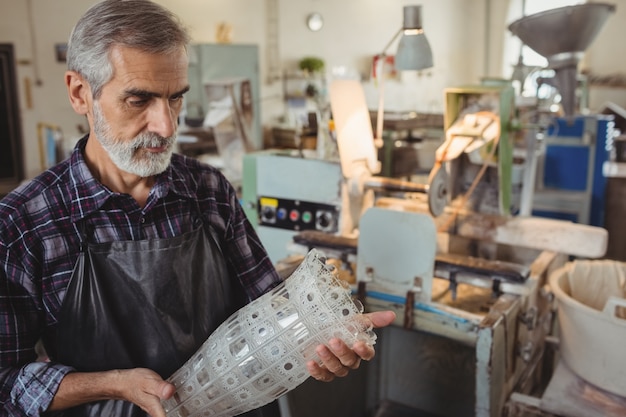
549 260 626 397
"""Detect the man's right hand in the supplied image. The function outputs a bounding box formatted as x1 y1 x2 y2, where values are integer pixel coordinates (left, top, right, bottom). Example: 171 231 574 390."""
48 368 176 417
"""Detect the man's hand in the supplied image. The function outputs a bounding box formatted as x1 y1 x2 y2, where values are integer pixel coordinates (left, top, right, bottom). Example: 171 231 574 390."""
306 310 396 382
49 368 175 417
116 368 176 417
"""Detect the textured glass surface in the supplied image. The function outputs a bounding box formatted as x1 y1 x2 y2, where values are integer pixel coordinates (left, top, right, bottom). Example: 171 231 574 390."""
163 248 376 417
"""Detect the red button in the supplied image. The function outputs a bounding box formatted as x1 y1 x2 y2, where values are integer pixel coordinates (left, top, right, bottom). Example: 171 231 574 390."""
289 210 300 222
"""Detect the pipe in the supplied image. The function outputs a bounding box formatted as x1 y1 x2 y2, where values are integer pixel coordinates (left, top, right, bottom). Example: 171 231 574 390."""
363 176 429 194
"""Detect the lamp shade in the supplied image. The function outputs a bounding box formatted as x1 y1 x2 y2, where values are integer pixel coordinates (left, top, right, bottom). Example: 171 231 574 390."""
395 5 433 71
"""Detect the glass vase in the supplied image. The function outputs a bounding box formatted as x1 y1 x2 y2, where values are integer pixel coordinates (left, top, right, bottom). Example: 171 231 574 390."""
162 248 376 417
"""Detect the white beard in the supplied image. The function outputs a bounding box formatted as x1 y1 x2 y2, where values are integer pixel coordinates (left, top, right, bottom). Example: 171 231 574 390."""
92 101 176 177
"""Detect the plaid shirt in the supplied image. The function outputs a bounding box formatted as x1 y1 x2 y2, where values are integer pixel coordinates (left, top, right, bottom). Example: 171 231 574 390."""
0 137 280 416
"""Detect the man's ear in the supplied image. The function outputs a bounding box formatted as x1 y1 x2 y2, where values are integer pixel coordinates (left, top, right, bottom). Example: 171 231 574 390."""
65 70 91 115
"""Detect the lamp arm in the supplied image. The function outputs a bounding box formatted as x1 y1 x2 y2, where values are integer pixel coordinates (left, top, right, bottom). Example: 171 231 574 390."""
375 28 403 145
375 68 386 146
381 28 403 57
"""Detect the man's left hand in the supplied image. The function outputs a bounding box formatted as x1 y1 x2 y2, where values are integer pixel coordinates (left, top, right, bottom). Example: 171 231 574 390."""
306 310 396 382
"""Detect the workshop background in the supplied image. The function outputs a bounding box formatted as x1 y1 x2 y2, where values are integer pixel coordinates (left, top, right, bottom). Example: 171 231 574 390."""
2 1 626 417
0 0 624 180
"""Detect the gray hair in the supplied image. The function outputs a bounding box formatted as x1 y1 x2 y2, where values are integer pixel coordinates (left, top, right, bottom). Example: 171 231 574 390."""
66 0 191 99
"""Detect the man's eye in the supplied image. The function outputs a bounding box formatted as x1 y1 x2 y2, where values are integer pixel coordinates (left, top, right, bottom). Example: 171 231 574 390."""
170 95 183 103
129 99 148 107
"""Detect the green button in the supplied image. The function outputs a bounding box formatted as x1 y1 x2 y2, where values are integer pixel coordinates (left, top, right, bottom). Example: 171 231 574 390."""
302 211 312 223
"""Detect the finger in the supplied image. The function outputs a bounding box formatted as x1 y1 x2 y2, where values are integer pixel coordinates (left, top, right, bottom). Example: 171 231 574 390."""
327 339 363 369
306 359 335 382
351 340 376 361
365 310 396 328
316 343 351 377
159 381 176 400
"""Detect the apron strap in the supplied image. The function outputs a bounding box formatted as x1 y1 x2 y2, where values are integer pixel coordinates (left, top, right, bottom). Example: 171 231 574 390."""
77 221 95 252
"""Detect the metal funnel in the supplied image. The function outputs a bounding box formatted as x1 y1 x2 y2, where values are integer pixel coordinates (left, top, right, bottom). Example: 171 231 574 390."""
508 3 616 114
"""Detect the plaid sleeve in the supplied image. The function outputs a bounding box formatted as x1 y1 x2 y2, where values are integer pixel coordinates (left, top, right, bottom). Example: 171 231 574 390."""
0 284 74 417
0 363 73 416
0 243 73 416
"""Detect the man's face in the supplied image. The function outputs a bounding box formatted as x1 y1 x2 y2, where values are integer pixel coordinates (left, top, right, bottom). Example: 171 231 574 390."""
91 45 189 177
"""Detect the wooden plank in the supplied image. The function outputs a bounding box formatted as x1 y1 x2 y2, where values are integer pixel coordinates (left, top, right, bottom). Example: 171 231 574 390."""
488 216 607 259
376 197 608 258
540 361 626 417
505 393 558 417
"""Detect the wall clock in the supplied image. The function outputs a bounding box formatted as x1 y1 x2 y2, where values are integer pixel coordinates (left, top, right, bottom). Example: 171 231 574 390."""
306 13 324 32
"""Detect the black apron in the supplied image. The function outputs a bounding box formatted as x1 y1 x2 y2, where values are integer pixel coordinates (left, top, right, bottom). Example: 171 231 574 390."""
50 216 251 417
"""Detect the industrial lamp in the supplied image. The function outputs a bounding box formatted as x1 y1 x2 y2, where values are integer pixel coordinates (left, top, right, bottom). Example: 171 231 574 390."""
393 5 433 70
375 5 433 143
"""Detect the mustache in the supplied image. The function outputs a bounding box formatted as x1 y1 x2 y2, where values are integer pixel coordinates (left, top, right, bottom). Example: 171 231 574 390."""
131 132 176 151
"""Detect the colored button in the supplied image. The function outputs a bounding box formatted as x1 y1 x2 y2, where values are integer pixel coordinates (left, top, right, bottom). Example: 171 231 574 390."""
259 197 279 208
261 207 276 223
277 208 287 220
289 210 300 222
302 211 312 223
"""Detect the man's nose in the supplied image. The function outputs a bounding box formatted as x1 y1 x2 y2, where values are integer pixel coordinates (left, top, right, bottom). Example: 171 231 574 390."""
148 100 177 138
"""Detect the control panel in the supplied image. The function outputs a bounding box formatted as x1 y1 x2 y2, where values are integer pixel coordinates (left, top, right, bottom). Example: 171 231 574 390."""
258 196 339 233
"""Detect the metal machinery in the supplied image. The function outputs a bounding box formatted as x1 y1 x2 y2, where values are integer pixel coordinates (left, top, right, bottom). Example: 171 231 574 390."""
242 150 344 264
500 4 626 417
242 80 448 265
508 3 617 227
330 81 606 417
242 73 610 417
530 115 615 227
507 3 615 118
241 10 620 417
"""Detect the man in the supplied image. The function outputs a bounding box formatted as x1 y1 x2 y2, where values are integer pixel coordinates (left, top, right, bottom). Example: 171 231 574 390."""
0 1 395 416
